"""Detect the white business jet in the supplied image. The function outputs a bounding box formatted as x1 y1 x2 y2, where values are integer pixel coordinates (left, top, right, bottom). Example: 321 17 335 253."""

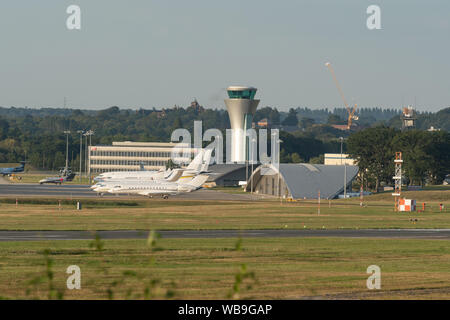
106 149 212 199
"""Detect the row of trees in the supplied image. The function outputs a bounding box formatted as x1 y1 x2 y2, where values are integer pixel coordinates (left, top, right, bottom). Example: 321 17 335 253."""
0 107 448 184
347 127 450 189
255 106 450 131
0 106 341 170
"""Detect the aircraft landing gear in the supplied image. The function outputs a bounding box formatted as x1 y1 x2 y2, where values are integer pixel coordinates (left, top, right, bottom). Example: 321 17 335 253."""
162 195 169 199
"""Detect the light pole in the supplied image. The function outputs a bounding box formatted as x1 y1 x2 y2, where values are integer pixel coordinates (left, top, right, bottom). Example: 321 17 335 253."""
63 130 71 170
245 152 248 190
339 136 347 198
278 139 283 201
89 131 93 178
77 130 84 182
89 130 94 180
84 130 94 182
84 133 88 178
344 163 347 199
250 138 256 194
271 132 282 199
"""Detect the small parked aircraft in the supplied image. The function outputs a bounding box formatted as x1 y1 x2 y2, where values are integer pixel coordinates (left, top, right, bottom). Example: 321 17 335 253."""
0 161 26 176
39 167 76 185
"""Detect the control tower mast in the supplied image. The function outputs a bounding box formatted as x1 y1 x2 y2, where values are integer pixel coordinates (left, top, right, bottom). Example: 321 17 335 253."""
224 86 260 163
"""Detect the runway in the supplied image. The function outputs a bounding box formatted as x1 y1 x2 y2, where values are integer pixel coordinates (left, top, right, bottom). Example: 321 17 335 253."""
0 184 96 197
0 183 259 201
0 229 449 241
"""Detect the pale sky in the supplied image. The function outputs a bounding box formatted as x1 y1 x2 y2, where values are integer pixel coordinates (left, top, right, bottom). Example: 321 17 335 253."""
0 1 449 111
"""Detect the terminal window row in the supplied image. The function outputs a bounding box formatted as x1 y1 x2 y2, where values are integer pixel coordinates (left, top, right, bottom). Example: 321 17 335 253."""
90 150 172 158
91 159 168 166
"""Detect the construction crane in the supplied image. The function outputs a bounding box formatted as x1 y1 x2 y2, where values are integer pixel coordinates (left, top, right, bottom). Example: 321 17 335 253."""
325 62 358 130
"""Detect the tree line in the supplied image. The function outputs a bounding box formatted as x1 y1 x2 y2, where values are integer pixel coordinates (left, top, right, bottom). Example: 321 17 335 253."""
0 106 448 185
0 105 345 170
347 127 450 190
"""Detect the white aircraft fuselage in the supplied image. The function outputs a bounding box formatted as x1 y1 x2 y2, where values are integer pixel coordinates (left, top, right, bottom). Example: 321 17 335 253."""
108 180 198 196
94 170 164 182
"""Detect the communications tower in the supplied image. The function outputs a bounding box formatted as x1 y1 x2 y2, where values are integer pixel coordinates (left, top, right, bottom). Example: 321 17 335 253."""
392 152 403 211
401 106 416 130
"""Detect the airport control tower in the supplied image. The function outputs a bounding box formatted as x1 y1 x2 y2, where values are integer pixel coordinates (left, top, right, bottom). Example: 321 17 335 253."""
225 86 260 163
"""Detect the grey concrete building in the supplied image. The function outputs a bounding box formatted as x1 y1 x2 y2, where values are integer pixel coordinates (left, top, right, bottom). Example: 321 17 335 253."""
89 141 194 173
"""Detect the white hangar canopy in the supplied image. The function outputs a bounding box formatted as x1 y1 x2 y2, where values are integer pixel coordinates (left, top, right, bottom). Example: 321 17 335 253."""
245 163 359 200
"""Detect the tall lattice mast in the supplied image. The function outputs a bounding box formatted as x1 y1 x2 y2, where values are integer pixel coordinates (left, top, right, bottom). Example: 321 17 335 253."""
392 152 403 211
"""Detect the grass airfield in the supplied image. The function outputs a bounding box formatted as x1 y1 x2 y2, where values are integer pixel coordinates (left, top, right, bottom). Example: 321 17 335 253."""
0 189 448 231
0 238 449 300
0 188 448 299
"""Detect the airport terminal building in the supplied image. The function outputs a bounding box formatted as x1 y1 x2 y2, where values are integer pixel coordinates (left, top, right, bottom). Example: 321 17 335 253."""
89 141 194 173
